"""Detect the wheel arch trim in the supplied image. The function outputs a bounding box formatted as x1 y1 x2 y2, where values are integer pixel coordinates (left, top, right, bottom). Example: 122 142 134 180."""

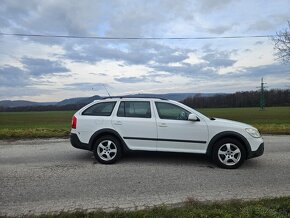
89 128 130 152
206 131 251 158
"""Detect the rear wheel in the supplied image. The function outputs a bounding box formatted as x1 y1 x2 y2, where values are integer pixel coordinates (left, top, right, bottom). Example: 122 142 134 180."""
212 138 246 169
93 136 122 164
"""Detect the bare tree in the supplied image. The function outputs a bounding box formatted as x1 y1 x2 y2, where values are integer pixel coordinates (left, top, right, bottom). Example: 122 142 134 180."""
272 21 290 63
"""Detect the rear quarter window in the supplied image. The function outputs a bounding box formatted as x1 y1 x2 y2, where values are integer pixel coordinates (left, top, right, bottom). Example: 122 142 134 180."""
82 102 116 116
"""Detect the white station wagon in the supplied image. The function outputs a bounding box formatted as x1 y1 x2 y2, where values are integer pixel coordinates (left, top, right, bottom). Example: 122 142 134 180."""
70 97 264 169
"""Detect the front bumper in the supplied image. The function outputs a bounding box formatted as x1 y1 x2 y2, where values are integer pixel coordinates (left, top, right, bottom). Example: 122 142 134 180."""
70 133 91 151
248 142 264 159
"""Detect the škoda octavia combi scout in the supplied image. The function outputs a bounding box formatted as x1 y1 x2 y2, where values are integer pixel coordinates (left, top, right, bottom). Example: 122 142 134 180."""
70 97 264 169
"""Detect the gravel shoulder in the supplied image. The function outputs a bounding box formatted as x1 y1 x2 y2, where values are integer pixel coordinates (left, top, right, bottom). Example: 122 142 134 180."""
0 135 289 216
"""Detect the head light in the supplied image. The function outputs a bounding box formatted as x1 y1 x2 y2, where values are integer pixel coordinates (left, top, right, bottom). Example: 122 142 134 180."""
245 128 261 138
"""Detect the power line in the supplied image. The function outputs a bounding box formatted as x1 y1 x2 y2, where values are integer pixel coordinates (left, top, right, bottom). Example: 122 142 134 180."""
0 32 275 40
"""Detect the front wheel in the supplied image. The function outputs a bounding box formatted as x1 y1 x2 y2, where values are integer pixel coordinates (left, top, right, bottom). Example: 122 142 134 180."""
93 136 122 164
212 138 246 169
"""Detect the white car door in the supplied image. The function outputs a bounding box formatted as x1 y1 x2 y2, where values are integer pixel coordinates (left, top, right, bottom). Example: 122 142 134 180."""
154 101 208 153
112 100 157 151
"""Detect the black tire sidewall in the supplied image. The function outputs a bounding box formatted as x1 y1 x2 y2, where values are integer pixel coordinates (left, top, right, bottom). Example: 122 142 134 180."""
212 138 246 169
93 136 122 164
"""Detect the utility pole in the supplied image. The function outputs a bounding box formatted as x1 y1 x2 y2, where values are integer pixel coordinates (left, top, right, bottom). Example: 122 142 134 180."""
258 78 267 110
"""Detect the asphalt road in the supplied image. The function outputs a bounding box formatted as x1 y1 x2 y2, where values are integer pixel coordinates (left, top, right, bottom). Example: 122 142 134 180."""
0 135 289 216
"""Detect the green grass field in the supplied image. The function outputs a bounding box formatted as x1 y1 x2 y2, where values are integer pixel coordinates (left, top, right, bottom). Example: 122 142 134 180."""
0 107 289 139
0 111 74 139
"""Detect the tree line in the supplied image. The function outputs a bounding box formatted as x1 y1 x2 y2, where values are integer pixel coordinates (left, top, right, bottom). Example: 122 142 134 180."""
0 103 86 112
182 89 290 108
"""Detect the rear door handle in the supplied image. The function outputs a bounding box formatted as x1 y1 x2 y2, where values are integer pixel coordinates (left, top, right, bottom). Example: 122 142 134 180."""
158 123 167 127
114 121 122 125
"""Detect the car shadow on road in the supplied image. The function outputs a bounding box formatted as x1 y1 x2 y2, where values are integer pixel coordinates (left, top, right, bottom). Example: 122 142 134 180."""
71 149 213 166
118 151 215 168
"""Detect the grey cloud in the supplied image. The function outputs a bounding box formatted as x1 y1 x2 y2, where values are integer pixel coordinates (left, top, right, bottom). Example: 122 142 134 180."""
115 76 148 83
202 51 237 68
64 41 151 64
0 66 29 87
199 58 289 81
106 0 193 37
206 57 236 68
199 0 232 12
155 53 188 64
207 25 233 34
188 63 289 88
255 41 264 45
0 0 235 41
149 48 238 77
0 0 193 43
0 0 102 35
151 62 215 77
22 58 69 76
0 65 56 98
236 63 290 78
115 70 164 83
248 14 290 32
248 20 274 31
0 0 38 29
151 43 190 64
0 61 69 89
64 41 190 65
115 76 146 83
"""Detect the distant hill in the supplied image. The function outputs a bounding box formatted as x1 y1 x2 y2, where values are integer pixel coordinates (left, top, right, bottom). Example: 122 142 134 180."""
0 100 56 108
0 93 217 109
0 95 102 108
56 95 102 106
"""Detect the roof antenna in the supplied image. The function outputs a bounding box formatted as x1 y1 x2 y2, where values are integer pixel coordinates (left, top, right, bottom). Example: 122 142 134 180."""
103 84 111 97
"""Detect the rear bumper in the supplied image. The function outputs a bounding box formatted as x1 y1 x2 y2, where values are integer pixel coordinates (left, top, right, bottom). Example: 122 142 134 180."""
248 142 264 159
70 133 91 151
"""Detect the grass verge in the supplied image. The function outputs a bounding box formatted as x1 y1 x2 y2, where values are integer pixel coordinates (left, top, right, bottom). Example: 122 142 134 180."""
253 124 290 135
1 197 289 218
0 128 70 139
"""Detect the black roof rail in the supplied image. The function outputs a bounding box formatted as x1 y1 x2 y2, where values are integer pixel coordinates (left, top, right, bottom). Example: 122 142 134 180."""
101 96 168 100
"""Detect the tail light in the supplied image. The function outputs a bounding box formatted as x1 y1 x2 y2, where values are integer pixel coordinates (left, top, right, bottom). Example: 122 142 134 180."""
72 115 77 129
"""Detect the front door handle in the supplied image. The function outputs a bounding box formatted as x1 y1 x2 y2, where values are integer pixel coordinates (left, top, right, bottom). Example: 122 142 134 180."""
158 123 167 127
114 121 122 125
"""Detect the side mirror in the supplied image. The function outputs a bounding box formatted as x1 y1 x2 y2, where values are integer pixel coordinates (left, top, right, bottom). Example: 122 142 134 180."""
188 114 199 121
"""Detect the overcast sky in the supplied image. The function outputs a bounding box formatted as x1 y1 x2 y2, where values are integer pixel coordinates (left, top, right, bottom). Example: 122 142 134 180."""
0 0 289 102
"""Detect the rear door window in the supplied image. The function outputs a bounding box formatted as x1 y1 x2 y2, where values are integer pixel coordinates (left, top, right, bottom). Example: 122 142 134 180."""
117 101 151 118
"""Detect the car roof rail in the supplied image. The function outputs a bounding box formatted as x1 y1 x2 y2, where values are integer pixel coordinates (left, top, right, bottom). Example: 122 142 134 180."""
101 96 168 100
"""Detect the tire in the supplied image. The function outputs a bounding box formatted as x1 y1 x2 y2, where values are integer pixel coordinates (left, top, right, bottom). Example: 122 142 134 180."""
212 138 246 169
93 135 122 164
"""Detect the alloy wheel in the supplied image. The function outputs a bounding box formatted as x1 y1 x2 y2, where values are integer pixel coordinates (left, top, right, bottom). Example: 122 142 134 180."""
218 143 241 166
97 140 117 161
